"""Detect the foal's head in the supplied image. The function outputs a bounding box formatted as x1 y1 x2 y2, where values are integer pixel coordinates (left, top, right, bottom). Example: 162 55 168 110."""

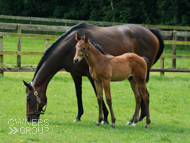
23 81 47 122
73 33 90 64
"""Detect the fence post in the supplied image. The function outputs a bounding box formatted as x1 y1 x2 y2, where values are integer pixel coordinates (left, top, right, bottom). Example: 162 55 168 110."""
185 30 187 49
0 35 3 76
160 55 164 76
17 24 21 67
45 39 49 50
172 30 177 68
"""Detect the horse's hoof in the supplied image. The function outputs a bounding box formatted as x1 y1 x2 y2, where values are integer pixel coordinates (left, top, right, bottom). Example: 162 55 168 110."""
132 123 136 127
95 122 100 126
73 118 80 122
111 125 115 128
126 121 132 125
101 120 109 124
145 125 149 128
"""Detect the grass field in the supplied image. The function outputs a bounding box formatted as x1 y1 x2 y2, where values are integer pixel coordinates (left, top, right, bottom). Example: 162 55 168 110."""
0 72 190 143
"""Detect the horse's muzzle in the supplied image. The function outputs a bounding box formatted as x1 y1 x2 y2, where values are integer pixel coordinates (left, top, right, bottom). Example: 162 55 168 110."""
27 115 39 122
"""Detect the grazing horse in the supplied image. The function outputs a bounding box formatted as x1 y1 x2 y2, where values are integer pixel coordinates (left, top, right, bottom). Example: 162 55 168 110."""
73 33 151 128
23 23 164 123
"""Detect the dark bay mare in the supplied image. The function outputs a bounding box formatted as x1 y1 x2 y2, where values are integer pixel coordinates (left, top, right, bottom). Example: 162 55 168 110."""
23 23 164 123
73 33 151 128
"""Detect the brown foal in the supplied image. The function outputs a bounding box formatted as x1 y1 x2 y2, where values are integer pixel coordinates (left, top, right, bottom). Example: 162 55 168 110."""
73 33 151 128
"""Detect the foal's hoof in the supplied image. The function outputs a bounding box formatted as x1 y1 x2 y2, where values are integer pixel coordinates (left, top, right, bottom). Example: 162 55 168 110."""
101 120 109 124
73 118 80 122
111 124 115 128
132 123 136 127
145 125 149 128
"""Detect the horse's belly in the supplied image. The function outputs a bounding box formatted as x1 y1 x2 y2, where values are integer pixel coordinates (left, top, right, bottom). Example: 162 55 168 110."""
111 70 131 81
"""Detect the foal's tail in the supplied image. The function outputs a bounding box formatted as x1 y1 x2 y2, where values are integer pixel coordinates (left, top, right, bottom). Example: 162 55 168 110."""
143 57 150 83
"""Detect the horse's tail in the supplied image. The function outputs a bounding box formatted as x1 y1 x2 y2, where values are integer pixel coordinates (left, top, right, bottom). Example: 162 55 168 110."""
143 56 150 83
148 28 164 65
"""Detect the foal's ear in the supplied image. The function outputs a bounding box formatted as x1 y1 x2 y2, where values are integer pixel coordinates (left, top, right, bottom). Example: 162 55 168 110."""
75 33 81 41
23 80 32 90
84 34 88 43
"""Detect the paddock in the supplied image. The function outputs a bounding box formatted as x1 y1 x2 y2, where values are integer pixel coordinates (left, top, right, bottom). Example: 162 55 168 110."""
0 72 189 142
0 16 190 142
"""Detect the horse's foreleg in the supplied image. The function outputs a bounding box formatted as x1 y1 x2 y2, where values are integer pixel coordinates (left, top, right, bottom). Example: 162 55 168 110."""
102 80 116 128
139 84 151 128
94 81 103 126
87 75 109 124
128 78 141 126
71 74 83 122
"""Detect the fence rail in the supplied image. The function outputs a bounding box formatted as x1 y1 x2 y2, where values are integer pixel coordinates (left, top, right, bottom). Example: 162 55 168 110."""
0 32 190 75
0 15 190 76
1 15 190 30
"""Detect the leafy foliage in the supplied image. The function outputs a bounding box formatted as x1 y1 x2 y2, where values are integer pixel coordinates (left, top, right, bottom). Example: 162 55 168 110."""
0 0 189 26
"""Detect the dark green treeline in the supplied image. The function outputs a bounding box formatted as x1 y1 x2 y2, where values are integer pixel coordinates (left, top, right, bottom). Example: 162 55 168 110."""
0 0 189 26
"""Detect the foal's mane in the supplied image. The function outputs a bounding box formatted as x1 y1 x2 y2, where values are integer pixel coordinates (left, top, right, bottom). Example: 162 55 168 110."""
33 23 94 80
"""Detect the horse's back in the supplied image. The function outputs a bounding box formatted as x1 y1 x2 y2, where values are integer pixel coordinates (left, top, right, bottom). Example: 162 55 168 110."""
76 24 159 66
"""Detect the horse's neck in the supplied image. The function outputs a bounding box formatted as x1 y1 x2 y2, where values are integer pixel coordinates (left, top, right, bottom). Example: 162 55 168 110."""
85 45 105 68
32 42 73 92
32 67 58 93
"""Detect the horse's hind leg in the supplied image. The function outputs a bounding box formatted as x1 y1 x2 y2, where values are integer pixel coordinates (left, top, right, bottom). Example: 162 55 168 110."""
138 83 151 128
127 78 141 126
71 74 83 122
102 80 116 128
94 81 104 126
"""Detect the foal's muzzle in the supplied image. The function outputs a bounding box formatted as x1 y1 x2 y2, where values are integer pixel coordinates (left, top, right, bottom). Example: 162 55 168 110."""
73 58 80 65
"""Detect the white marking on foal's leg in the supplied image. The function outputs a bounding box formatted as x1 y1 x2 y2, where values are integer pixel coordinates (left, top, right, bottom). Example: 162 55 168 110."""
132 122 136 127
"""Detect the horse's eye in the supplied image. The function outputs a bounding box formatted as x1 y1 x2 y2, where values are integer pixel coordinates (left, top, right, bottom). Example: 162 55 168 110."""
83 47 85 50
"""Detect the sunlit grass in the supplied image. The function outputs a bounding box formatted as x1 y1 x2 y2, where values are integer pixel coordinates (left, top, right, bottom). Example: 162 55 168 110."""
0 72 190 142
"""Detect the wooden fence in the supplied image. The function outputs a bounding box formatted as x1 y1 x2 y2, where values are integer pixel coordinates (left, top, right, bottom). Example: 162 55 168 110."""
0 15 190 76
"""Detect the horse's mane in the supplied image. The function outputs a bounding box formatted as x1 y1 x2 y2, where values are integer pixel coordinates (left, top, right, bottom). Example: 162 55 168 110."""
90 41 108 55
33 23 94 80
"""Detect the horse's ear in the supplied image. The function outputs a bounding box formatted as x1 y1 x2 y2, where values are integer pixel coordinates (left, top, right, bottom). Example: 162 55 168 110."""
75 33 81 41
23 80 32 90
84 34 88 43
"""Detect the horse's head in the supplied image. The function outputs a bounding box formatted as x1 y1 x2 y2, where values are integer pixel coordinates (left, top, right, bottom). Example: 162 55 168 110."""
73 33 91 64
23 81 47 122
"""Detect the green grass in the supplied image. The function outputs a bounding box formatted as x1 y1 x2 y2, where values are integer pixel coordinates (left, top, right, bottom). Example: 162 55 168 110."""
0 72 190 143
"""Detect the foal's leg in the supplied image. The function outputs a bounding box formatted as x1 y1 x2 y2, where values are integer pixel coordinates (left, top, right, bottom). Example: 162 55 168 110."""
102 80 116 128
94 81 104 126
87 75 109 124
127 78 141 126
138 83 151 128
